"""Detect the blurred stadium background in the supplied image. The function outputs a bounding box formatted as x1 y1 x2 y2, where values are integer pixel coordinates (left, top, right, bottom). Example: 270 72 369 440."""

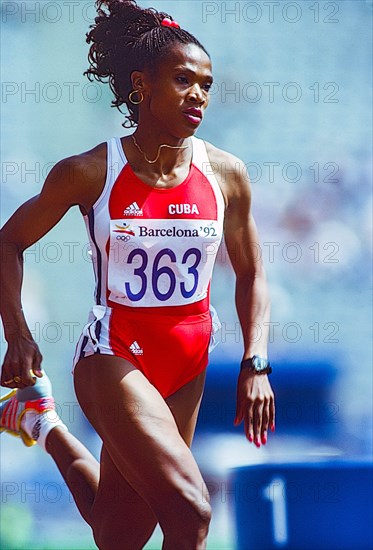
1 1 372 548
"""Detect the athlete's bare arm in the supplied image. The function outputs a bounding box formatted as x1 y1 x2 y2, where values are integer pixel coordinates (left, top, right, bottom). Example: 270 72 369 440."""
206 142 275 446
0 144 107 387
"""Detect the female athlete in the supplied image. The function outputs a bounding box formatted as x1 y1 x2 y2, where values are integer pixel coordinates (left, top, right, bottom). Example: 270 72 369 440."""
0 1 275 548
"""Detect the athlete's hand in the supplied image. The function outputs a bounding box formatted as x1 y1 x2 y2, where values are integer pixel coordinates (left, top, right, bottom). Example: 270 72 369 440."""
1 335 43 388
234 370 275 447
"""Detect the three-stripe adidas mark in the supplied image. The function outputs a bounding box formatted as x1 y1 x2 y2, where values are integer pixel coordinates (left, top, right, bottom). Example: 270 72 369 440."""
124 202 143 216
129 341 143 355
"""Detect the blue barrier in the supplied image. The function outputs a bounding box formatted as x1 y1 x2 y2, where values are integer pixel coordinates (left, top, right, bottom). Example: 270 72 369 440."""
198 358 338 437
231 460 373 550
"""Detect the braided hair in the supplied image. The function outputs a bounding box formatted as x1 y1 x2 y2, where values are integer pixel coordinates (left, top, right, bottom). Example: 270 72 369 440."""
85 0 209 127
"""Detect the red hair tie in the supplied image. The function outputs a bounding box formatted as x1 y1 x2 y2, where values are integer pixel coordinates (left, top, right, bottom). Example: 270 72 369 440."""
161 17 180 29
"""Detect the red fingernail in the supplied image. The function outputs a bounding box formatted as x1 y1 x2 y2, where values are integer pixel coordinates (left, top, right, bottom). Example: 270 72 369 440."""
270 424 275 432
261 434 267 445
255 438 261 448
248 433 253 442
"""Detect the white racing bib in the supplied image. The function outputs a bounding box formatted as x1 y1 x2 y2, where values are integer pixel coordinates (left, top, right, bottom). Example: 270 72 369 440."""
108 218 222 307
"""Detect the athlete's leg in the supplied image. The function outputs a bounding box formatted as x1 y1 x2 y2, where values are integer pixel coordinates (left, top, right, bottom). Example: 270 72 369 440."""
1 374 155 545
74 355 211 550
87 367 207 550
90 445 158 549
45 428 99 525
2 362 208 549
0 373 101 525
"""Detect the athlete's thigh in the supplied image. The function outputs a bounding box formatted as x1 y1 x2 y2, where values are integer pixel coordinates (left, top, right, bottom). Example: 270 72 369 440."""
90 368 207 512
89 371 207 548
74 355 207 516
166 368 207 447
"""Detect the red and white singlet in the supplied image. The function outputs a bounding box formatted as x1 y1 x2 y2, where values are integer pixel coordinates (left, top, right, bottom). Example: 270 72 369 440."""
73 136 225 398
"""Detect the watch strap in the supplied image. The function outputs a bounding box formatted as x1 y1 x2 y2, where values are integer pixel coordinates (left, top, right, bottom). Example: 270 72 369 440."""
240 355 272 374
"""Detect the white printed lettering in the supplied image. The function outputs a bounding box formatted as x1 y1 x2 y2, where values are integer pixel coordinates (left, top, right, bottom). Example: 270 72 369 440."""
168 204 200 215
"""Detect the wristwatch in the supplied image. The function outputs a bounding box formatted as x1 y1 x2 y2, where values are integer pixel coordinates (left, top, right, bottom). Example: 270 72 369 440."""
240 355 272 375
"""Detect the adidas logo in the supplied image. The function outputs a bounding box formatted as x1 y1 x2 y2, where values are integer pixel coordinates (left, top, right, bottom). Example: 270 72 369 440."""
124 202 143 216
129 341 143 355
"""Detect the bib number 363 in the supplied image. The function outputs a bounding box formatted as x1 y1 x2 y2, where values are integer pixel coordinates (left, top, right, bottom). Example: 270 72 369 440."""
125 247 201 302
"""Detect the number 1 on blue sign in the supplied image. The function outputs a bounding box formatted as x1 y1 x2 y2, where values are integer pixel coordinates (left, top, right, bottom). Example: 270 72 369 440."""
262 477 288 547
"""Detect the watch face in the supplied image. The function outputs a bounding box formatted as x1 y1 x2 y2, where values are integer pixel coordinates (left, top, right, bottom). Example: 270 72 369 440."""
240 356 271 373
253 356 268 371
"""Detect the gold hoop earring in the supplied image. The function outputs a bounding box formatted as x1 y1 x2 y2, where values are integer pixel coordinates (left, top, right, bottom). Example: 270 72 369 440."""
128 90 144 105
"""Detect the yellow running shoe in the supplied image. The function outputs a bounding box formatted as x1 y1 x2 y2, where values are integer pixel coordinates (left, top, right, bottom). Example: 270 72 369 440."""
0 379 55 447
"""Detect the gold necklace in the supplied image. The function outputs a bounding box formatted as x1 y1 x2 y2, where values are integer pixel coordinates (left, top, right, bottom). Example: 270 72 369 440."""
131 134 190 164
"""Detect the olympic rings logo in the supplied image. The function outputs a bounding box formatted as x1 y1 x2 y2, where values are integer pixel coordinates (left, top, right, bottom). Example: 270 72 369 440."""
116 235 131 242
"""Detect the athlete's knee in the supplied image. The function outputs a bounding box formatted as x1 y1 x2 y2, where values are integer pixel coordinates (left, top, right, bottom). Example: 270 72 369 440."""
185 498 212 535
159 482 212 542
162 501 211 549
